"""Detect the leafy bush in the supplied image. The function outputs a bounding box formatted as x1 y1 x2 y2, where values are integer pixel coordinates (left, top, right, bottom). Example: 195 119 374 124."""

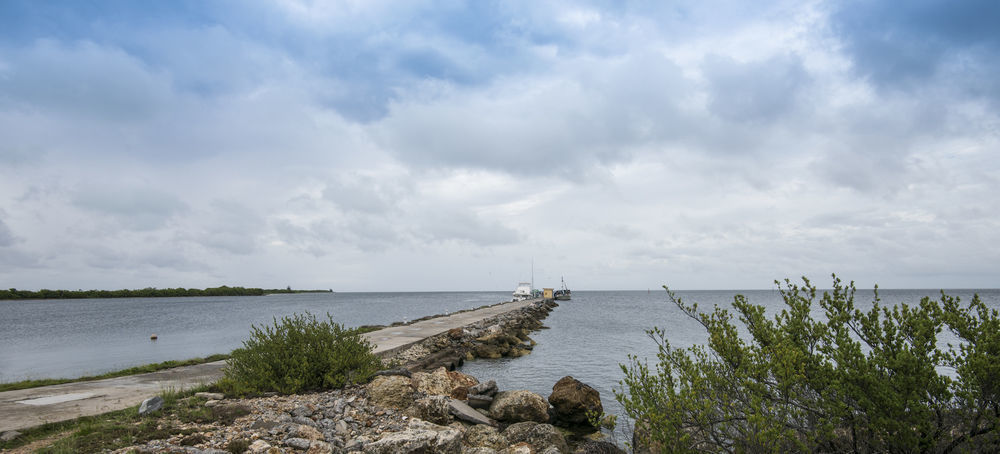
617 275 1000 453
219 312 382 395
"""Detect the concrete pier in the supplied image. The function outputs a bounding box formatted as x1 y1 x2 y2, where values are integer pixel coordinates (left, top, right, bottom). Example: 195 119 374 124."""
0 298 544 433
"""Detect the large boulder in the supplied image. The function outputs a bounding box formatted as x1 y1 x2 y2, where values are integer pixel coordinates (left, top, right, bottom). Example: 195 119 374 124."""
363 420 461 454
138 396 164 416
463 425 508 450
503 422 569 453
489 390 550 423
413 367 455 396
368 375 416 409
406 395 453 425
548 376 603 426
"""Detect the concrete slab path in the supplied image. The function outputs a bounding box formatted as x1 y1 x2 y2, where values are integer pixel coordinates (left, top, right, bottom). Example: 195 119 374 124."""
0 298 542 432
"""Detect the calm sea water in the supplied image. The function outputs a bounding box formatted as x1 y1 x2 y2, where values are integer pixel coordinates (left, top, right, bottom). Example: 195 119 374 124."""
3 288 998 442
0 291 508 383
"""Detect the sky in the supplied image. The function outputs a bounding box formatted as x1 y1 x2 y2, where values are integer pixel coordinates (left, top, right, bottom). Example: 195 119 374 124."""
0 0 998 292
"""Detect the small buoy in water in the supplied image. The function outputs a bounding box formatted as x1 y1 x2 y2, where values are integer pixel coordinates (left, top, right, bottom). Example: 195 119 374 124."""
150 334 158 340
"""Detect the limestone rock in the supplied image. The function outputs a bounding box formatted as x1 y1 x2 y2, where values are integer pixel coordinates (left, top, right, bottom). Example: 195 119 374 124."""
447 370 479 388
368 375 416 409
548 376 603 426
248 439 273 453
489 390 550 423
195 392 224 400
503 422 569 454
363 420 461 453
449 398 496 426
1 430 21 442
465 448 499 454
306 440 332 454
413 367 455 396
293 423 324 440
285 437 312 449
138 396 164 416
470 380 498 396
406 395 453 425
463 425 507 450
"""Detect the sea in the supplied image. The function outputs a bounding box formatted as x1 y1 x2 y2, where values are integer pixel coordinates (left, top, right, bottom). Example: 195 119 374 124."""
2 288 998 441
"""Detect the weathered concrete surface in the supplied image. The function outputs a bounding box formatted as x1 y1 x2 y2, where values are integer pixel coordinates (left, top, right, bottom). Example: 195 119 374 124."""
0 298 543 432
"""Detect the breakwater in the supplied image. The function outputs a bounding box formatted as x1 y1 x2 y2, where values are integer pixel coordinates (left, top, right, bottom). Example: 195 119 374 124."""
86 298 623 453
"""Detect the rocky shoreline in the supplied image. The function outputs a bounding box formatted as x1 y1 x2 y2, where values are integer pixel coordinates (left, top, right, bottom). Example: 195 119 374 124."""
112 299 625 454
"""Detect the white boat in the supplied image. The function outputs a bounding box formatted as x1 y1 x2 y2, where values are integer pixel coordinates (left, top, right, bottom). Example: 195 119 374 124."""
554 277 571 301
512 282 533 301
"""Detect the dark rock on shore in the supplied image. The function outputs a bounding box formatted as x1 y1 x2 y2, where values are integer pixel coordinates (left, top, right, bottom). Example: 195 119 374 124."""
549 375 604 427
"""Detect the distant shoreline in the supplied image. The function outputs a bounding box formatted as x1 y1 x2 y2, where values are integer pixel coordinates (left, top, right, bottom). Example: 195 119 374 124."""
0 286 333 300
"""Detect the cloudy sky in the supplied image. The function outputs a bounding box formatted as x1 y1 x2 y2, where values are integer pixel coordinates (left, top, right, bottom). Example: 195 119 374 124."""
1 1 998 291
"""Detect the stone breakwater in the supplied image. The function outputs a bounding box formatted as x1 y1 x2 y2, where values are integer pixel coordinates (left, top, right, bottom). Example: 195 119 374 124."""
111 300 625 454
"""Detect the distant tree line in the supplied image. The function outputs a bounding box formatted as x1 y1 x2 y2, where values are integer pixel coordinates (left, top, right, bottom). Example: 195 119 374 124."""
0 286 332 300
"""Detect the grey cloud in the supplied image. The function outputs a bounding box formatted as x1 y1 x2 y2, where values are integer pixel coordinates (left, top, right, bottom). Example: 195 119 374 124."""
830 0 1000 108
322 175 405 214
416 209 519 247
192 201 265 255
376 51 693 175
702 54 809 124
72 185 187 231
0 40 171 121
0 218 16 247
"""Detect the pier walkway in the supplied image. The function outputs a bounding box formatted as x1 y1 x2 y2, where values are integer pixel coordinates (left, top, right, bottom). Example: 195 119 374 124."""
0 298 542 433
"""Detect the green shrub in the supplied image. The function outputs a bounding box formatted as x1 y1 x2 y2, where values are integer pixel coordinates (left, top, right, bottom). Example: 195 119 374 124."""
617 275 1000 453
219 312 382 395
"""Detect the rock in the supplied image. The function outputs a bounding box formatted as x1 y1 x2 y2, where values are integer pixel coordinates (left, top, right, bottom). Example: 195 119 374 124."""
548 376 603 427
345 437 365 451
451 386 468 400
293 424 324 440
468 394 494 409
502 442 534 454
368 375 416 409
448 327 464 339
1 430 21 442
251 419 280 430
412 367 455 396
449 398 496 426
374 368 412 378
195 392 224 400
204 399 221 407
503 422 569 454
248 439 273 453
336 419 350 435
465 448 498 454
447 370 479 388
138 396 164 416
363 420 461 453
463 425 507 450
406 395 453 425
489 390 549 423
574 440 628 454
293 415 317 427
306 440 332 454
470 380 498 396
474 343 504 359
292 405 313 417
285 437 312 449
